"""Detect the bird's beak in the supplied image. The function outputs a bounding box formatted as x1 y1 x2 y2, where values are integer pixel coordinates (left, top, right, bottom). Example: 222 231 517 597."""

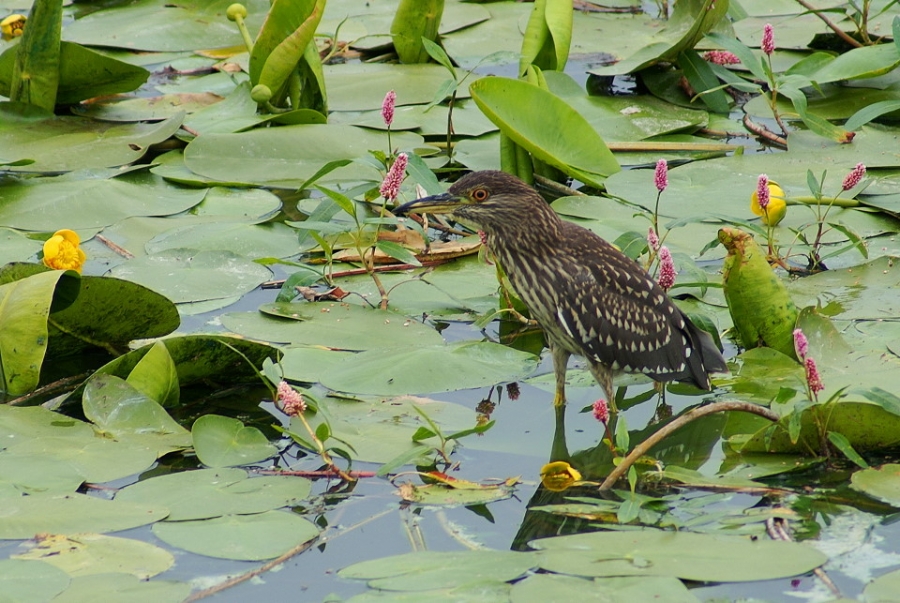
394 192 463 216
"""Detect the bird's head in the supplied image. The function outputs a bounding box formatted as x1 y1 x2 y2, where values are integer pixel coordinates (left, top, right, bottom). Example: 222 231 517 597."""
394 170 548 232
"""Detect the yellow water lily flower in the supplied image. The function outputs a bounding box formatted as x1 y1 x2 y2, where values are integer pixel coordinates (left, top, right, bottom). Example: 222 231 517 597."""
540 461 582 492
42 229 87 273
1 14 26 40
750 180 787 226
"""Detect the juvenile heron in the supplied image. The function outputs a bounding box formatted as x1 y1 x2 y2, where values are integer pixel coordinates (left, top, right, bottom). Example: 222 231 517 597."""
396 170 727 411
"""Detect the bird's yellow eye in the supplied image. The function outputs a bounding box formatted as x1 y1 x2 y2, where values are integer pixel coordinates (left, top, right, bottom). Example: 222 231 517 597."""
471 188 489 201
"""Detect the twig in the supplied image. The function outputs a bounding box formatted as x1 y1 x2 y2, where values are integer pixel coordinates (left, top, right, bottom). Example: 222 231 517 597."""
7 372 92 406
252 469 377 478
184 538 318 601
767 516 841 597
794 0 863 48
743 114 788 148
95 235 134 259
598 401 780 491
534 174 585 198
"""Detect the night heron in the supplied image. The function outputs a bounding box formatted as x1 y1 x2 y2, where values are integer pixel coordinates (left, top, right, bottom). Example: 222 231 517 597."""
396 170 727 411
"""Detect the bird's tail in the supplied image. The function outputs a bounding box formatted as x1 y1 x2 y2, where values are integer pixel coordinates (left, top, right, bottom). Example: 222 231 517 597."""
683 320 729 391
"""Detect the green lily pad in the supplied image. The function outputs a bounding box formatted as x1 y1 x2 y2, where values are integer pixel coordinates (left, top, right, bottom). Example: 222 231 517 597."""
296 394 478 464
0 174 205 231
0 453 86 495
94 334 280 390
510 574 700 603
0 493 168 539
3 436 157 485
63 0 271 52
0 111 184 174
192 414 278 468
108 249 272 304
144 222 299 259
0 559 70 603
183 124 425 187
116 468 311 521
152 510 320 561
864 567 900 602
0 228 43 265
533 530 827 582
82 375 191 456
13 533 174 578
339 550 538 591
850 463 900 506
222 302 445 349
314 341 539 396
52 573 191 603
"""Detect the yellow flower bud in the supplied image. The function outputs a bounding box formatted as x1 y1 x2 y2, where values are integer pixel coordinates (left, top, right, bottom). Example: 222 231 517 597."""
539 461 582 492
42 229 87 273
750 180 787 226
226 3 247 21
250 84 272 103
1 14 26 40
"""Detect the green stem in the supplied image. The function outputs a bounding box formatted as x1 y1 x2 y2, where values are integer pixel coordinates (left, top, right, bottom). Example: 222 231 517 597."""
234 14 255 53
791 196 860 208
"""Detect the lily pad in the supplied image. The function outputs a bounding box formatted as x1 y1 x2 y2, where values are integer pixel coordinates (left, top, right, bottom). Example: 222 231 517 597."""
314 341 540 396
533 530 827 582
108 249 273 304
509 574 700 603
13 533 174 578
222 302 445 349
82 375 191 456
116 468 311 521
192 414 278 468
52 573 191 603
0 493 168 539
152 510 320 561
0 174 205 231
0 559 70 603
0 111 184 174
339 550 538 591
297 394 479 464
850 463 900 506
183 124 425 187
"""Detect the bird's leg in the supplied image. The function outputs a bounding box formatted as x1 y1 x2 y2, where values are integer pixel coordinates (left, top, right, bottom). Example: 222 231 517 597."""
551 344 570 407
587 361 619 413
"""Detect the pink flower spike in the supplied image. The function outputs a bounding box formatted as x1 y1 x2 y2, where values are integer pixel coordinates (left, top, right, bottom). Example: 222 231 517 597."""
805 357 825 394
762 23 775 55
381 90 396 127
647 227 660 252
592 399 609 424
757 174 770 210
703 50 740 65
277 380 307 416
654 159 668 192
380 152 409 201
793 328 809 360
657 246 676 291
842 162 866 191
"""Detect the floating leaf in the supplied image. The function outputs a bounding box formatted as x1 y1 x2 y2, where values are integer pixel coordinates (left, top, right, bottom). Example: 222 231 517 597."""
222 302 445 349
0 559 70 603
850 463 900 506
116 468 311 521
192 414 278 468
339 550 537 591
52 573 190 603
13 533 174 578
152 510 320 561
0 493 168 539
533 530 827 582
108 249 272 305
82 374 191 456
